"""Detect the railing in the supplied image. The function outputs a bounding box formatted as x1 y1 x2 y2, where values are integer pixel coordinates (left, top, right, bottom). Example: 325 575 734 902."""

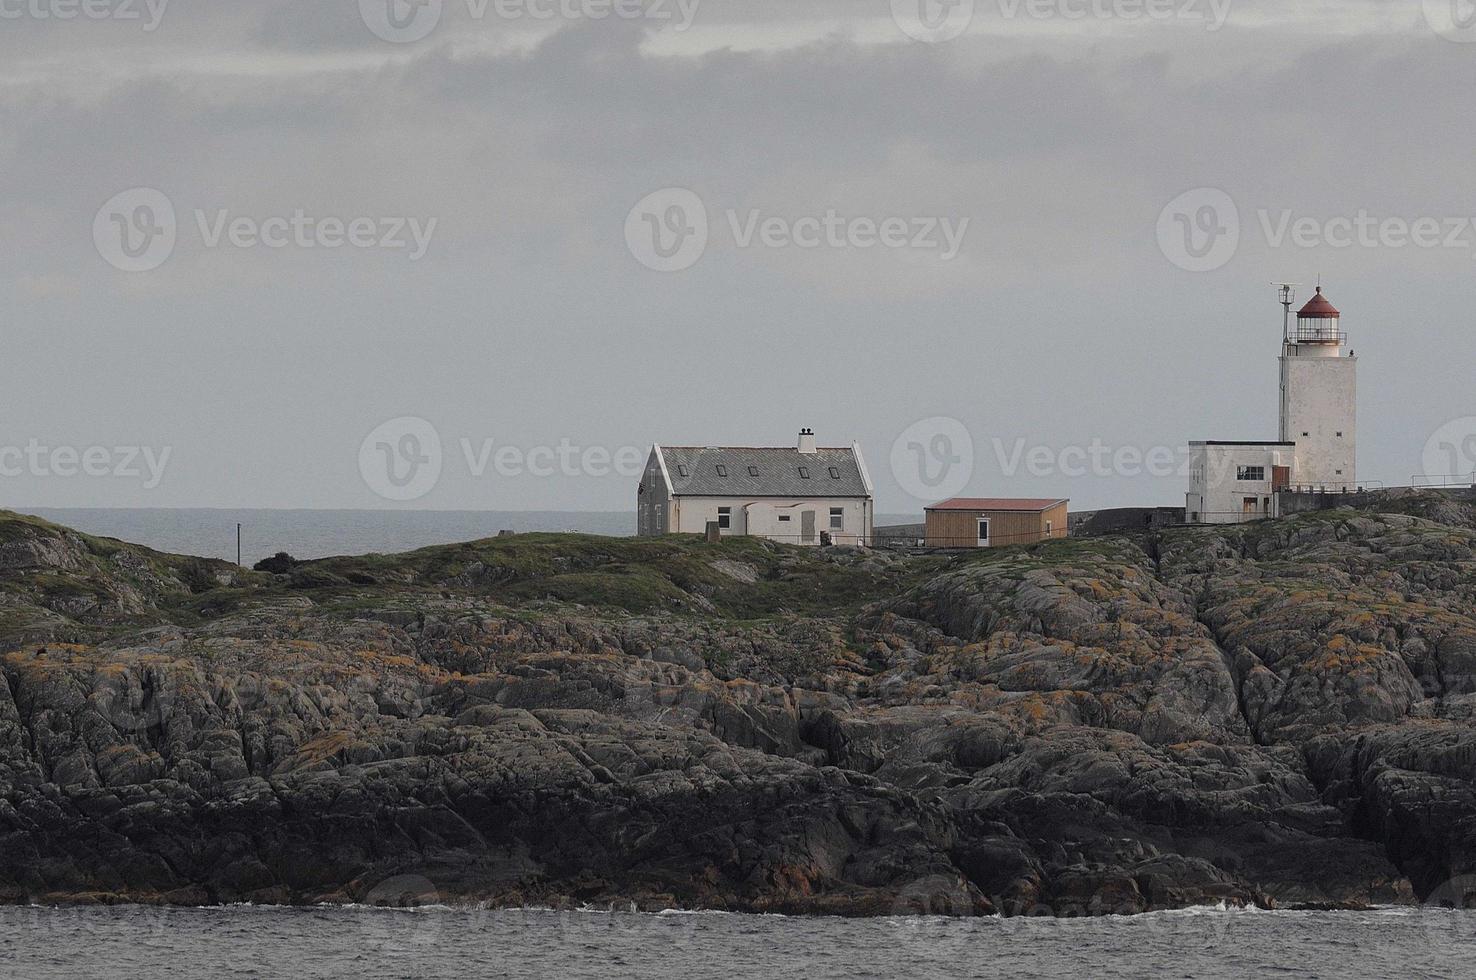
1411 473 1476 488
1282 481 1381 494
1288 328 1347 345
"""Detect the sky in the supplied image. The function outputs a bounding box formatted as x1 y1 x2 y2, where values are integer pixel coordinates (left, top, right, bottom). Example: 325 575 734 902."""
3 0 1475 515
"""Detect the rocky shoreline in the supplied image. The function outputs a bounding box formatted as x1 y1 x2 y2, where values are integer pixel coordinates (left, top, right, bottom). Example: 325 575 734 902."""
2 496 1474 916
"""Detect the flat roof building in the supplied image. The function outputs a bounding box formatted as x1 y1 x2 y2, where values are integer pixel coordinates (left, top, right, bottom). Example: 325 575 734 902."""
924 498 1069 549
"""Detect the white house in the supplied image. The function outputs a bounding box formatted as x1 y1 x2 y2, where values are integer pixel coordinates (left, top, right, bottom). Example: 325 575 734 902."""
637 429 875 545
1187 285 1358 524
1185 442 1294 524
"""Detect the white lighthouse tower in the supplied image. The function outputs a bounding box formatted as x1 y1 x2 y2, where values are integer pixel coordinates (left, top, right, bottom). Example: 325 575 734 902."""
1278 284 1356 490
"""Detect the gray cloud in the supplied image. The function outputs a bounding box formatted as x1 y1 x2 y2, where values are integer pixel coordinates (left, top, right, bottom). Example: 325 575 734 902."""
0 1 1470 512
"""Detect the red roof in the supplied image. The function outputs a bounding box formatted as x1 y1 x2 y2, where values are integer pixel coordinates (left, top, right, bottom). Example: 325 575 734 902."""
1297 287 1340 319
927 497 1068 513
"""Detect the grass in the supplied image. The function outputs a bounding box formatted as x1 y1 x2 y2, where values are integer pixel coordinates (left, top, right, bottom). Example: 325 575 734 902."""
303 533 943 619
0 508 1163 633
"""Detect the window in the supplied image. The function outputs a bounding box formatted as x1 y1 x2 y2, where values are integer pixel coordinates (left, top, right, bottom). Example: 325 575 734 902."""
748 466 760 477
829 508 844 530
677 465 689 478
717 507 731 530
1335 469 1344 476
1336 432 1344 438
1302 432 1310 437
828 467 841 480
715 465 729 478
1045 520 1053 537
778 514 791 523
1237 466 1266 482
798 466 812 479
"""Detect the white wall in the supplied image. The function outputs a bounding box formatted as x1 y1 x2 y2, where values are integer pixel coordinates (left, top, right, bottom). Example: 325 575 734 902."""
1186 445 1285 524
1281 349 1357 490
672 496 872 546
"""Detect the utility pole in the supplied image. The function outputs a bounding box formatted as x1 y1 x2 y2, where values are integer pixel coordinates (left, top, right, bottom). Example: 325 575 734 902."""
237 523 242 568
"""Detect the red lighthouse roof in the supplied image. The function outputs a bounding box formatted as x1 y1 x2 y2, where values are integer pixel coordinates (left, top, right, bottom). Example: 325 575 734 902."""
1297 286 1340 319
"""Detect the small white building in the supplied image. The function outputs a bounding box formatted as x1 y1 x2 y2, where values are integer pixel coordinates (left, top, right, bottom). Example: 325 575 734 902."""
637 429 874 545
1185 442 1293 524
1187 285 1359 524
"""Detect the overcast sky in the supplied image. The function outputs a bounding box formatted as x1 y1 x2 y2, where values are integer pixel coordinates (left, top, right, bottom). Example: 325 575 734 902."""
3 0 1474 514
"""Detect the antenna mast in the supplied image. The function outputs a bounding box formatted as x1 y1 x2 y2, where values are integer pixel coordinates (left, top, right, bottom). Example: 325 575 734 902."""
1273 282 1300 344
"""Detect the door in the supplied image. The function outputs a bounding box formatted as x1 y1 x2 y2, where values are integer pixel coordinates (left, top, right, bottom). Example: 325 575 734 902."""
977 518 991 548
801 510 816 544
1242 497 1259 518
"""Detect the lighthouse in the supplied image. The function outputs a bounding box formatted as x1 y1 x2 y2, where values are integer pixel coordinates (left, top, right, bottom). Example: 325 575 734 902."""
1278 285 1357 490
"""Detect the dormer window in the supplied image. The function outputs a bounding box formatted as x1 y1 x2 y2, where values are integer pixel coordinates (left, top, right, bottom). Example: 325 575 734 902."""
748 466 759 477
798 466 811 479
715 465 729 478
677 465 689 478
828 467 841 479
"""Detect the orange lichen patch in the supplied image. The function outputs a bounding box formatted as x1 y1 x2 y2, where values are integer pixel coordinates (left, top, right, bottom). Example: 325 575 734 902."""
1309 634 1392 672
291 731 356 766
1021 697 1050 722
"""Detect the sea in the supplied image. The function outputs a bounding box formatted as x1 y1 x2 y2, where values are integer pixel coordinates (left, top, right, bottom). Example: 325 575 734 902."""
15 508 919 567
1 905 1472 979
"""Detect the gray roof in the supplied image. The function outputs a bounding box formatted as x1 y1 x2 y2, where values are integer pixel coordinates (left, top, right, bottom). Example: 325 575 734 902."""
658 446 870 498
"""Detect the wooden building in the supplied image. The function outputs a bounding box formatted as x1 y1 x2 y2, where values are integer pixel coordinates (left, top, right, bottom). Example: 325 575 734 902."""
923 498 1069 549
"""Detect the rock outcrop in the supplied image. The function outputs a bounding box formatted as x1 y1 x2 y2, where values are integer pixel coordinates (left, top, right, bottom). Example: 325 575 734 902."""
1 502 1473 915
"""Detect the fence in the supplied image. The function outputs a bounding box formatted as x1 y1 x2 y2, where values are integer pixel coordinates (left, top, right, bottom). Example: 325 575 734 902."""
1411 473 1476 489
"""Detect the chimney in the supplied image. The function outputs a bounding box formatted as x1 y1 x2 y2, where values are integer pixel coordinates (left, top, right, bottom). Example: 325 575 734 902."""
798 428 817 454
